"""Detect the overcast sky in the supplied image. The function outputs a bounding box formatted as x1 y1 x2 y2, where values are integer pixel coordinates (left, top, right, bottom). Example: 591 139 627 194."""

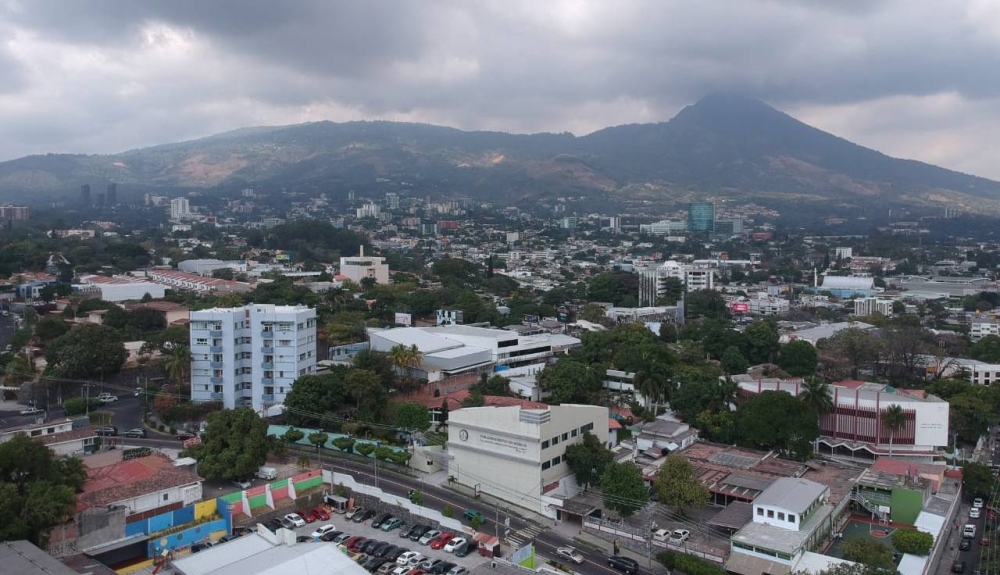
2 1 1000 178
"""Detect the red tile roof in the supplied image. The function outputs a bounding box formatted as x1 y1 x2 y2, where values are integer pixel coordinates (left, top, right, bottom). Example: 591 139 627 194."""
77 453 202 511
608 418 623 430
36 428 96 446
421 390 547 411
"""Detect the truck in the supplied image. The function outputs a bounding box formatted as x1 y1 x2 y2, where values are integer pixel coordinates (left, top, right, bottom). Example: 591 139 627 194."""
255 466 278 480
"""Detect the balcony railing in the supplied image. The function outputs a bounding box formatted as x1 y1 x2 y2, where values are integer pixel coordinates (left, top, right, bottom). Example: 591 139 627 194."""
210 392 224 400
210 346 224 353
261 378 273 385
210 376 224 384
210 361 224 369
261 347 274 354
261 394 274 402
210 330 223 337
261 331 274 339
261 362 273 370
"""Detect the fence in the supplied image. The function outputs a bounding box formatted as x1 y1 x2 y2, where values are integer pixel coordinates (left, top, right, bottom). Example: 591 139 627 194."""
327 470 467 535
220 469 324 517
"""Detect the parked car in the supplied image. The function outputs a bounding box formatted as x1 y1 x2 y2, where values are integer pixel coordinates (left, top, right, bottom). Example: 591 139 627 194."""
445 567 467 575
396 523 411 537
353 553 371 565
175 431 197 440
332 532 352 544
97 393 118 404
377 563 397 575
960 538 972 551
953 561 966 574
271 516 295 530
393 567 412 575
556 546 584 564
94 425 118 436
231 478 251 489
430 562 455 575
419 558 443 571
346 507 363 520
347 536 368 552
320 529 344 542
668 529 690 544
312 524 338 539
454 540 475 558
608 555 639 575
364 558 390 573
284 513 306 528
463 509 484 522
397 551 422 566
385 547 408 560
356 509 376 523
313 506 331 521
418 530 442 545
371 543 393 557
974 498 985 509
298 509 317 523
382 518 404 532
443 537 466 553
372 513 392 529
361 540 383 554
430 532 454 550
971 508 982 519
19 406 43 416
121 428 147 438
407 525 431 541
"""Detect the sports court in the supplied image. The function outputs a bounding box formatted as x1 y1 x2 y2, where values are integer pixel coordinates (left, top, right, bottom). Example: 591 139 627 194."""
825 518 897 559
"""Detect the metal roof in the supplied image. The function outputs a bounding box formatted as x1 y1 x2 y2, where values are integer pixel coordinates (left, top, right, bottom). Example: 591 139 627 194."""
752 477 827 513
0 541 78 575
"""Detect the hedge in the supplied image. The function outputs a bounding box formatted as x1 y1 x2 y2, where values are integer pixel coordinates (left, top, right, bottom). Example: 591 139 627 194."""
891 528 933 556
656 551 725 575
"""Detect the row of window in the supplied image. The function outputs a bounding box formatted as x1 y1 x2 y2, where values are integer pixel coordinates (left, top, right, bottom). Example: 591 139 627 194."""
732 541 793 561
755 507 797 524
540 423 593 450
541 453 568 470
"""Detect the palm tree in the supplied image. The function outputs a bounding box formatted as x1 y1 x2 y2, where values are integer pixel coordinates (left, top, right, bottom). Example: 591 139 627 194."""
634 353 670 412
710 376 739 413
881 404 906 458
162 345 192 384
388 344 423 377
799 378 833 416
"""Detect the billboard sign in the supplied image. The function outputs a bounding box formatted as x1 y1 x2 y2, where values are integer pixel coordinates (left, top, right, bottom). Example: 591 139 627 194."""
394 312 412 326
729 302 749 314
511 543 534 568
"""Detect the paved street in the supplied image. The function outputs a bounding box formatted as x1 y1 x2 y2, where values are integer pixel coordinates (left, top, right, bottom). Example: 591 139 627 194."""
938 428 1000 575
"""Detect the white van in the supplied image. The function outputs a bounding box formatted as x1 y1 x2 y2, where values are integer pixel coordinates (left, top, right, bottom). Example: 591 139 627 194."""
964 524 976 539
256 466 278 480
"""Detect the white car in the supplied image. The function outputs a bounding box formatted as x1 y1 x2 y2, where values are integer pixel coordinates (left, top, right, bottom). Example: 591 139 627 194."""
311 524 337 538
397 551 422 566
97 393 118 404
285 513 306 527
443 537 466 553
669 529 691 544
556 546 584 564
418 530 441 545
446 567 468 575
974 498 985 509
19 406 43 416
971 508 981 519
392 567 412 575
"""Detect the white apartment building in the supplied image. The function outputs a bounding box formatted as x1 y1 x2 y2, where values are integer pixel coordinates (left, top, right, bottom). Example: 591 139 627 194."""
170 197 191 220
339 246 390 285
748 297 789 316
190 304 317 411
446 404 609 518
970 318 1000 342
854 297 893 317
357 202 381 219
639 220 687 235
638 260 716 305
0 417 97 457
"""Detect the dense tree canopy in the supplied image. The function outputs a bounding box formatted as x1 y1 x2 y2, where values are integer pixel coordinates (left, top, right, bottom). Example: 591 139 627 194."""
45 324 127 379
565 432 614 488
283 371 349 427
655 454 709 512
736 390 819 459
185 408 269 481
778 340 818 377
599 462 648 517
539 359 603 404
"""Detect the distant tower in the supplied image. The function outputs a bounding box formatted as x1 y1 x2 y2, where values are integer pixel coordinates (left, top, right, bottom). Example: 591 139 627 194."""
687 201 715 232
96 193 105 207
348 190 355 201
106 183 117 206
80 184 91 205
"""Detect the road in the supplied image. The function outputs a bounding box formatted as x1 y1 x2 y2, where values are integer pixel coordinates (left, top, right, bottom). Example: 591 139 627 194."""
303 448 631 575
945 429 1000 575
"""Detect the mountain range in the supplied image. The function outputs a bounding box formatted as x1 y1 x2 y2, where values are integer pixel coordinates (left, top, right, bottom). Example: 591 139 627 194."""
1 93 998 212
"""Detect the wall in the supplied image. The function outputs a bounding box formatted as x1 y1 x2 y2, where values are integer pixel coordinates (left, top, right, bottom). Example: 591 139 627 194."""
146 518 228 556
221 469 323 517
891 487 924 525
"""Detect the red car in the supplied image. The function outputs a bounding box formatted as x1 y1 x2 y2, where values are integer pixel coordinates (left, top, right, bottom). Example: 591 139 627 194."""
347 536 368 552
298 509 317 523
312 505 331 521
430 532 455 550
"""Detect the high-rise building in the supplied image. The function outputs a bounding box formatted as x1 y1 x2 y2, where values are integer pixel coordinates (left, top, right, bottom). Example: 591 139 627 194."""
170 197 191 219
386 192 400 210
0 205 29 221
189 304 317 410
339 246 390 285
80 184 91 205
687 201 715 232
356 202 380 219
106 183 117 206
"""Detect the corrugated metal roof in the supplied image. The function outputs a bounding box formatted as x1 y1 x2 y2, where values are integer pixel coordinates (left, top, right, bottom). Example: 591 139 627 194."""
753 477 826 513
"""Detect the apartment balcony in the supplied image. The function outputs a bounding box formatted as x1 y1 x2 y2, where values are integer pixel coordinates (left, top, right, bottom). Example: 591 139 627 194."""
210 361 224 369
261 331 274 339
261 394 275 403
261 347 274 354
261 378 273 385
210 330 223 337
210 346 224 353
261 362 274 370
210 392 224 401
210 376 224 384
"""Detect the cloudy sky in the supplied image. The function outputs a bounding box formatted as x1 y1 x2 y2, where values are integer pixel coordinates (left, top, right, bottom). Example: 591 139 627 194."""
2 1 1000 178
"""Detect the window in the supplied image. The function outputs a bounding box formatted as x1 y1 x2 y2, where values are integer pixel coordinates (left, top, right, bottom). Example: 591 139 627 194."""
542 461 551 470
163 493 169 501
777 512 785 521
195 338 208 346
551 457 560 466
571 429 578 437
551 436 559 446
767 510 774 518
580 423 594 433
561 454 567 462
541 440 550 449
561 433 568 441
788 514 796 524
756 507 763 516
279 340 292 346
300 368 306 375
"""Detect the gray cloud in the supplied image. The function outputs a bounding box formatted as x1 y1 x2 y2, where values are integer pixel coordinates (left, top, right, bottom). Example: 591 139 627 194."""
1 0 1000 178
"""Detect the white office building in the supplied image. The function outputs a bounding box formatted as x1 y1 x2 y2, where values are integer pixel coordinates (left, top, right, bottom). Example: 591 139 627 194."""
170 197 191 220
748 297 790 316
970 318 1000 342
854 297 893 317
638 260 715 305
639 220 687 235
190 304 317 411
339 246 390 285
446 404 609 518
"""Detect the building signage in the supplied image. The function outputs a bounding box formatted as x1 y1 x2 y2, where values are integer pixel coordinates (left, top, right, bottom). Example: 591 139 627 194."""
394 312 412 326
729 302 749 313
523 314 539 323
480 433 528 454
542 480 560 494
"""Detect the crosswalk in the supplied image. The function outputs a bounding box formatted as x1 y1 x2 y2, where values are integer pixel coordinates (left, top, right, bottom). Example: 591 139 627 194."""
506 525 544 547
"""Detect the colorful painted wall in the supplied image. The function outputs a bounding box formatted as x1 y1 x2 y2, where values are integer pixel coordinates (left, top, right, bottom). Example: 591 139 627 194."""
221 469 323 517
146 518 228 556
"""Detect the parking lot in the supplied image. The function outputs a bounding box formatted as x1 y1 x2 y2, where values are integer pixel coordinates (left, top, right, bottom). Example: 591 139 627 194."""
277 507 490 574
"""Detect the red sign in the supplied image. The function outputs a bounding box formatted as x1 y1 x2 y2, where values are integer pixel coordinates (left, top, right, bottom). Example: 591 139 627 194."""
542 480 560 494
729 302 749 313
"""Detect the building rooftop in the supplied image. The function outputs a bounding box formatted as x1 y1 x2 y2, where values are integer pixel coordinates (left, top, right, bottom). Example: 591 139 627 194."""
172 533 368 575
821 276 875 290
36 427 96 446
77 453 202 511
0 540 79 575
429 324 519 341
753 477 827 514
733 503 834 555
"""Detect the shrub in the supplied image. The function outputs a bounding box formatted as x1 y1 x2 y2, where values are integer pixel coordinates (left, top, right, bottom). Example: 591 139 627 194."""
169 427 177 435
63 397 100 415
443 505 454 518
891 528 933 556
355 443 375 457
656 552 724 575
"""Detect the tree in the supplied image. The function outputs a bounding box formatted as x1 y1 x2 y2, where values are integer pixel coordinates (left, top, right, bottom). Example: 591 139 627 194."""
840 538 895 571
684 289 728 320
824 327 877 379
880 405 905 458
345 368 388 422
657 277 684 306
962 462 995 499
352 349 396 390
736 390 820 460
634 352 671 410
454 290 489 323
395 403 431 432
162 345 192 384
478 374 511 396
659 322 677 343
283 428 305 444
565 432 613 488
971 335 1000 363
0 435 84 544
184 408 269 481
890 528 933 555
45 324 127 379
744 321 780 364
720 346 748 376
799 378 833 416
778 340 818 377
579 303 607 324
333 437 355 453
388 344 423 376
35 315 69 341
950 392 993 443
599 462 648 517
539 359 603 404
282 372 348 427
655 454 709 513
308 431 329 450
